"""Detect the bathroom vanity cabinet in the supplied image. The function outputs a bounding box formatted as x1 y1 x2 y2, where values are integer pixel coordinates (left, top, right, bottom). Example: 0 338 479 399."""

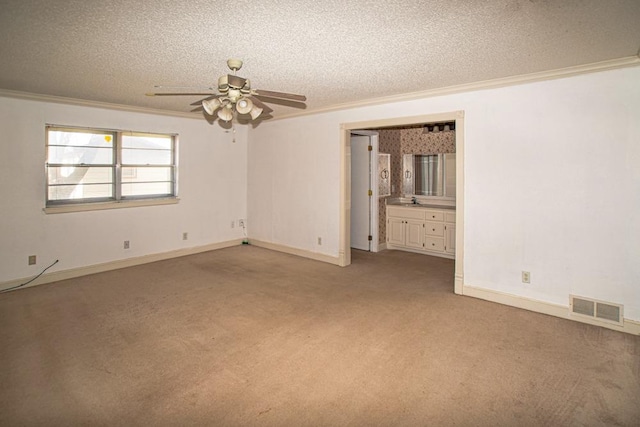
386 205 455 259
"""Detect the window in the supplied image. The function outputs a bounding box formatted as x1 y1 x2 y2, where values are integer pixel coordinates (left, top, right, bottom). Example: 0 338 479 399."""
46 126 177 207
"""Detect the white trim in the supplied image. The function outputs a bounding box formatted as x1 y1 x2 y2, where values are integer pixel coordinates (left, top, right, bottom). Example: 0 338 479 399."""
2 57 637 122
339 132 350 267
44 197 179 214
0 88 202 119
276 56 640 120
249 240 341 266
463 285 640 336
370 133 380 253
0 239 242 292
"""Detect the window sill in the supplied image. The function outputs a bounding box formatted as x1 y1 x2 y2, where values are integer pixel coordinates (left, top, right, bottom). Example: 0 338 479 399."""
43 197 179 214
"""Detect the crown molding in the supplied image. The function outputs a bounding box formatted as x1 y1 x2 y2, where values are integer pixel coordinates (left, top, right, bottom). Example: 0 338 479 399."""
1 56 638 122
275 55 640 121
0 88 203 119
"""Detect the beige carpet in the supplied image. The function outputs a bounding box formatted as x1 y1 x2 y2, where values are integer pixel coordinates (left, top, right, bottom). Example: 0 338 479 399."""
1 246 638 426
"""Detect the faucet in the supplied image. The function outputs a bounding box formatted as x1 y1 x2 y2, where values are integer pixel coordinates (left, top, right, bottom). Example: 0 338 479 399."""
411 197 418 205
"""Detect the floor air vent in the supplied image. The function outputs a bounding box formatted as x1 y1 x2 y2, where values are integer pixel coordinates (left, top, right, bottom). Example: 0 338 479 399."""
570 295 623 325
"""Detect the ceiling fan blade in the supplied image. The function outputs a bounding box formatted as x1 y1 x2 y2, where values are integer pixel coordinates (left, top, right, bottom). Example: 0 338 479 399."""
146 92 215 96
154 85 215 91
190 95 219 106
248 96 273 114
227 74 247 89
253 89 306 102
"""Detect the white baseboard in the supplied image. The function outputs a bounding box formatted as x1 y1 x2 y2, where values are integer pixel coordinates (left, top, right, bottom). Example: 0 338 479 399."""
0 239 243 292
462 284 640 336
248 239 341 266
454 274 464 295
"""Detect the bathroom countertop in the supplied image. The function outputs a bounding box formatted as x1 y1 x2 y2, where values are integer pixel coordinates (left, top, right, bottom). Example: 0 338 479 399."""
387 202 456 210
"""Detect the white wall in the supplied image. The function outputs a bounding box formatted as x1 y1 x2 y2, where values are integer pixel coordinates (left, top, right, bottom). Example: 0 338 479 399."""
247 66 640 321
0 96 248 283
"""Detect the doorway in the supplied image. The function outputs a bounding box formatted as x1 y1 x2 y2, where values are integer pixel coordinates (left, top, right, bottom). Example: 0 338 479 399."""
339 112 465 295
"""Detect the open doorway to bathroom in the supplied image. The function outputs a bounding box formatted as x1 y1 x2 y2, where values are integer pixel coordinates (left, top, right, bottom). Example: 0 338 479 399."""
340 112 465 295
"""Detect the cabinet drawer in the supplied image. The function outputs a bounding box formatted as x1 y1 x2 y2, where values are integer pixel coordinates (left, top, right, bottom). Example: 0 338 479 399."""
425 221 444 237
424 237 445 252
445 212 456 223
387 207 425 220
424 210 444 222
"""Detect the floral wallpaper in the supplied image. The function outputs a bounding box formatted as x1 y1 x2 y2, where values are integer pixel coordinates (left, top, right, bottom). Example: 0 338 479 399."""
401 128 456 155
377 126 456 244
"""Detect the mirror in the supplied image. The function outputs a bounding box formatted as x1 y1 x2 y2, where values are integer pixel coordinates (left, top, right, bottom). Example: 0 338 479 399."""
403 153 456 199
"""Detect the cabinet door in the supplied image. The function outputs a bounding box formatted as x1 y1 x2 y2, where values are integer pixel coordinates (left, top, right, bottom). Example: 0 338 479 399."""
387 218 406 246
445 223 456 255
405 220 424 249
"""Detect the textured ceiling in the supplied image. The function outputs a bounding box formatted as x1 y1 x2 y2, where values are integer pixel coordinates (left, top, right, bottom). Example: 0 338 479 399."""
1 0 639 119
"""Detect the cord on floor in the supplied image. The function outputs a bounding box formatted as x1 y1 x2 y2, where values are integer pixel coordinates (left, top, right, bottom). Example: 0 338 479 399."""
0 259 59 293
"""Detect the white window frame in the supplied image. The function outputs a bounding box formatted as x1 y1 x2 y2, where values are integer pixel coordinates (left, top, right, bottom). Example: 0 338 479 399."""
44 125 179 214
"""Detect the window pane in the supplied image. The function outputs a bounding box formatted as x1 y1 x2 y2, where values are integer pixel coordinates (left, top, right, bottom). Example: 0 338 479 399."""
122 134 172 150
48 130 114 148
48 184 113 201
122 182 172 197
122 167 172 183
122 148 172 165
48 146 113 165
48 166 113 185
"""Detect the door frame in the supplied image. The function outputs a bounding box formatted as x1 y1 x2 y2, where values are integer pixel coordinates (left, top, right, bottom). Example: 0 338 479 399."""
339 111 465 295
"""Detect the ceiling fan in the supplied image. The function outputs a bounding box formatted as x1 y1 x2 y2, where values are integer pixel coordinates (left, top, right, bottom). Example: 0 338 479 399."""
146 59 306 122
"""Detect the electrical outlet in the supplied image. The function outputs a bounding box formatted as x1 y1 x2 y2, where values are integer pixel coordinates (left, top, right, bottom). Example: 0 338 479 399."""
317 237 322 245
124 240 130 249
522 271 530 283
231 220 235 228
28 255 36 265
182 232 188 240
239 219 245 228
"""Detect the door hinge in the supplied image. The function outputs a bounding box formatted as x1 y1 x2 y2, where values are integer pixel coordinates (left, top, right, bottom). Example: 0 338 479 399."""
367 145 373 151
368 235 372 241
368 189 373 196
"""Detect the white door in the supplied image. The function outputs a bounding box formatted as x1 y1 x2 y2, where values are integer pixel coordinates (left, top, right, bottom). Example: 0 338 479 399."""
350 134 371 251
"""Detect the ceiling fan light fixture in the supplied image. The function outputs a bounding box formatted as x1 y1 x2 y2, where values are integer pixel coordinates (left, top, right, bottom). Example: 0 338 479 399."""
249 105 263 120
202 98 222 115
236 97 253 114
217 105 233 122
148 59 306 125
